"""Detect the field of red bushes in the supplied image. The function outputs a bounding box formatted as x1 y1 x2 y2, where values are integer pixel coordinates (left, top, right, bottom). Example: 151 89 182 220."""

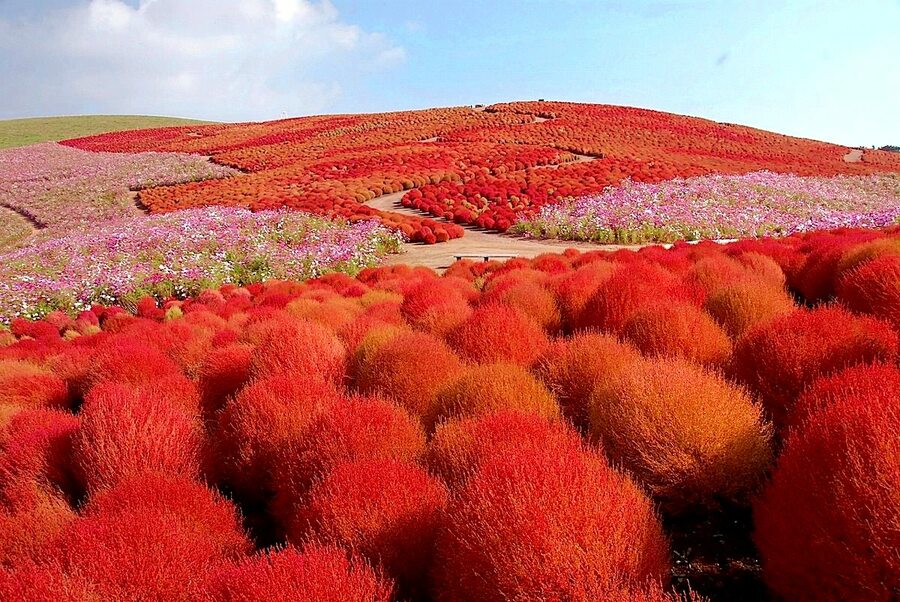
60 102 900 241
2 225 899 600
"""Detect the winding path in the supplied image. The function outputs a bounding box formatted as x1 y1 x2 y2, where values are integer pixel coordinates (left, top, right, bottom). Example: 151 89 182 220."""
368 191 639 271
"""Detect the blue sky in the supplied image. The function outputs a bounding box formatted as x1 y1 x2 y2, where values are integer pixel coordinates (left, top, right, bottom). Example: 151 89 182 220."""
0 0 898 146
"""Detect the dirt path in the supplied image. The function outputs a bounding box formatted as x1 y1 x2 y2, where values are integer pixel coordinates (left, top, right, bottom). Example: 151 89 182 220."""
843 148 864 163
368 191 641 271
0 205 37 251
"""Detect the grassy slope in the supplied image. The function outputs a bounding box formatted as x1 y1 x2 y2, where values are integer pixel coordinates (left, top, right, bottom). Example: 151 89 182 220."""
0 115 215 149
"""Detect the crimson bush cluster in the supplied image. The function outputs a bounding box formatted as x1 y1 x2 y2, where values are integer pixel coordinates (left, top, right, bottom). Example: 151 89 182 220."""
2 226 900 600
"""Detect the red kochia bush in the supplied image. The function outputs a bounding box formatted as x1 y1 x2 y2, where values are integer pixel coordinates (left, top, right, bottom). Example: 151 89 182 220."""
72 383 202 493
0 488 75 566
400 278 473 336
354 331 463 420
753 388 900 601
836 254 900 329
248 321 346 385
792 362 900 428
533 332 642 428
272 396 426 523
197 343 253 415
731 306 898 428
575 262 700 334
0 408 79 505
205 543 395 602
431 447 670 601
590 357 773 510
550 261 617 329
622 302 732 367
480 278 562 332
447 303 549 366
0 360 70 409
214 375 342 499
85 336 184 389
53 474 250 600
429 363 561 429
293 459 449 599
427 410 585 488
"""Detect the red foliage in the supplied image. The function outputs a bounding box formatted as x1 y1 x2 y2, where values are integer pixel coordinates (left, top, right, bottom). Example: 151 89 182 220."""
400 277 473 336
0 360 71 409
248 321 346 385
196 343 253 415
292 459 449 598
480 277 561 332
432 447 671 601
792 362 900 428
447 303 549 365
53 474 250 600
204 543 395 602
836 254 900 329
753 386 900 601
550 261 617 330
272 396 425 524
622 302 732 366
427 410 585 488
72 382 203 493
213 374 343 499
731 306 899 428
354 331 463 421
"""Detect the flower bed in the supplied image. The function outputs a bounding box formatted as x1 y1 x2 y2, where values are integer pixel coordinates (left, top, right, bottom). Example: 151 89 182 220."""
513 172 900 243
0 208 401 322
0 142 238 250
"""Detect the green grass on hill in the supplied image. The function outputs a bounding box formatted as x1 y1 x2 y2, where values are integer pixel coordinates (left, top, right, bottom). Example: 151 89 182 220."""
0 115 216 149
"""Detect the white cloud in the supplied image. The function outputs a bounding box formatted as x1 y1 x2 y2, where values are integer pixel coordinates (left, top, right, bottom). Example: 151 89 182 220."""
0 0 405 121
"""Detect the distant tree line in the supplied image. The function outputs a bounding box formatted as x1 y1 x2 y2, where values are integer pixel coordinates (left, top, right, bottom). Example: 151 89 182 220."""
879 145 900 153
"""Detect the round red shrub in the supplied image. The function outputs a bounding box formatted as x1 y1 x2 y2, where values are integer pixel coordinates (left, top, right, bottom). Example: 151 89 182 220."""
400 278 473 337
248 321 346 385
431 447 670 601
292 459 449 599
197 344 253 415
213 374 342 499
427 410 585 488
72 382 203 493
792 362 900 428
836 254 900 329
550 261 617 330
204 543 395 602
589 356 773 510
533 332 642 428
0 360 70 409
731 306 899 428
447 303 549 365
576 262 698 334
429 363 560 429
354 331 463 421
0 408 79 505
481 277 561 332
753 389 900 601
85 336 184 389
272 396 425 522
622 302 732 367
0 487 74 565
54 474 250 600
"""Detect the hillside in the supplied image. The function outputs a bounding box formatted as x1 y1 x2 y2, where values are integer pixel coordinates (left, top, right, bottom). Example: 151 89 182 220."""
0 115 214 149
62 102 900 244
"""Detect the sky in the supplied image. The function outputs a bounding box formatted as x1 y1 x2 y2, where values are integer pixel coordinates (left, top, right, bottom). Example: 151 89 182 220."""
0 0 898 146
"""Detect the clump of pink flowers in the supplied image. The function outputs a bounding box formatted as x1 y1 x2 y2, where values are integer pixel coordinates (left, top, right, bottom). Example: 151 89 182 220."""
0 142 238 250
0 207 402 323
513 171 900 243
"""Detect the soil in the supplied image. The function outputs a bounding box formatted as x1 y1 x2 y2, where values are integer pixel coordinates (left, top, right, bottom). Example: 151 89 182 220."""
843 148 864 163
